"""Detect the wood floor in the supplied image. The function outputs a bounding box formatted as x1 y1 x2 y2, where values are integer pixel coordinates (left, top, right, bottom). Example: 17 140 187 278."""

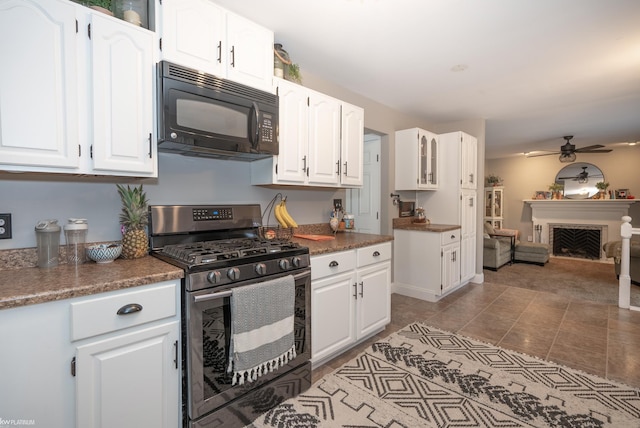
312 279 640 389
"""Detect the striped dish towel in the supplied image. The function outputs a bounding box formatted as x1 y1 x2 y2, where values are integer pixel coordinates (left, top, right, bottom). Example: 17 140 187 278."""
228 275 296 385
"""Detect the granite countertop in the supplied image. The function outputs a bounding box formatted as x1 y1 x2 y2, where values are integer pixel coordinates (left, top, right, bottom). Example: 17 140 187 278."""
0 256 183 310
392 217 460 232
0 224 392 311
292 231 394 255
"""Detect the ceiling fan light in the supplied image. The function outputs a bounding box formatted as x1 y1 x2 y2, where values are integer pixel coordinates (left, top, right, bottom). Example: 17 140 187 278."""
559 152 576 163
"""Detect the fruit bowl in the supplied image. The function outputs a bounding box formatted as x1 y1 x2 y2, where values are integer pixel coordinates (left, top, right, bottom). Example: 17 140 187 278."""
86 242 122 263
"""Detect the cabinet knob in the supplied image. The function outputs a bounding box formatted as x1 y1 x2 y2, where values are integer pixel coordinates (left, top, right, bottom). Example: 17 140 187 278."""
373 251 380 257
329 261 339 267
116 303 143 315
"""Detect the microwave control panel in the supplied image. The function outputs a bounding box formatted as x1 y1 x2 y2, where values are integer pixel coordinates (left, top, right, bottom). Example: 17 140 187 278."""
260 113 274 143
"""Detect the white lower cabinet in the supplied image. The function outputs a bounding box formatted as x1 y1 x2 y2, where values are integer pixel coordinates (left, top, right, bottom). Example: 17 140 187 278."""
75 321 179 428
393 228 462 301
0 280 180 428
311 242 391 366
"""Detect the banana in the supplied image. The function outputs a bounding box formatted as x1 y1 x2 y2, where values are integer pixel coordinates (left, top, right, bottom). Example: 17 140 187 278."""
273 201 289 228
279 199 298 228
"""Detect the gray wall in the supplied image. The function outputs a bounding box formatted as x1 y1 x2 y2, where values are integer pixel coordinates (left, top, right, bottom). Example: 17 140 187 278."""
485 145 640 240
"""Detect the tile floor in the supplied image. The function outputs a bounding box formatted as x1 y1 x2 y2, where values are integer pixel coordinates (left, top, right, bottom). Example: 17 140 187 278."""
312 281 640 389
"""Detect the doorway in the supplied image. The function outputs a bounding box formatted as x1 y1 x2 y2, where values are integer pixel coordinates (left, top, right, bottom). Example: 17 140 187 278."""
347 133 381 234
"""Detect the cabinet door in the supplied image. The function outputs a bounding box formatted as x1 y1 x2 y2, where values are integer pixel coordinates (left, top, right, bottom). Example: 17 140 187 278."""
340 102 364 186
159 0 225 77
76 321 179 428
225 12 273 92
419 130 438 189
0 0 80 170
356 261 390 338
441 243 461 293
89 13 156 175
461 133 478 189
311 271 356 362
308 92 341 185
275 78 308 183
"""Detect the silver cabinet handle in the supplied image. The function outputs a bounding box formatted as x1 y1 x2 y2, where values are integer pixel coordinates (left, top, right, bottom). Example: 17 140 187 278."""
117 303 143 315
359 281 364 298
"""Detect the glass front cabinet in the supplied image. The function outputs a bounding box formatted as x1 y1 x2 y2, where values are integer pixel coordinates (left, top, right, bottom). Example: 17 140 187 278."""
484 186 504 229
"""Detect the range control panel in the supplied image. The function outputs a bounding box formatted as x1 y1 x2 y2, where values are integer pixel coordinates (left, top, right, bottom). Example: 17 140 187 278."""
193 207 233 221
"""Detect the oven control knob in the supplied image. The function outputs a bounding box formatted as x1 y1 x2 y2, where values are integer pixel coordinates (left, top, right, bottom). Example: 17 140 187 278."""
291 256 301 268
255 263 267 275
278 259 290 270
227 267 241 281
207 271 222 284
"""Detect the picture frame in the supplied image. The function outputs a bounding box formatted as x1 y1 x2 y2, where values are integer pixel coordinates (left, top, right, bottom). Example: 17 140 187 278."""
616 189 628 199
535 191 547 200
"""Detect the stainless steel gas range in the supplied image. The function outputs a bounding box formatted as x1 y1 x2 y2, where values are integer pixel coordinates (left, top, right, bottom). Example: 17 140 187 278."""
149 204 311 428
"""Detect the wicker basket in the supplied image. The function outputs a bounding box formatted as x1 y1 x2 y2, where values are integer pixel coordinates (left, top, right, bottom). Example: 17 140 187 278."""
258 226 293 241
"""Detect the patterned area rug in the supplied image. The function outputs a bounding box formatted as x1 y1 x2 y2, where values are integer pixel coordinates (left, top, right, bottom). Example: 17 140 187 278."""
249 323 640 427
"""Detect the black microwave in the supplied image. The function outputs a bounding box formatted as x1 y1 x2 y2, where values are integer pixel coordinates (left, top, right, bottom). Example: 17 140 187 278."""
157 61 278 161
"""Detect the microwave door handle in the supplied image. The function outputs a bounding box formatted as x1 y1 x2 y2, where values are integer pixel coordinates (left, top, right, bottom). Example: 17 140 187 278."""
250 102 260 146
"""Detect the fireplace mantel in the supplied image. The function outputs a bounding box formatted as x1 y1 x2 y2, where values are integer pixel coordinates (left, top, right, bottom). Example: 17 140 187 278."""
523 199 637 260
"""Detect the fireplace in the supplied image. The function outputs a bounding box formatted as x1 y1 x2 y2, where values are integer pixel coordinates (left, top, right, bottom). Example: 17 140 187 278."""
550 224 603 260
525 199 636 261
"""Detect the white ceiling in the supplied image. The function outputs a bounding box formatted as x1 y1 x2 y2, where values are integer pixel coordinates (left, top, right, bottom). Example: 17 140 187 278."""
213 0 640 159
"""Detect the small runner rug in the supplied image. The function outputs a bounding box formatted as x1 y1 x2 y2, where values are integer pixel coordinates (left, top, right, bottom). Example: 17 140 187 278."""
250 323 640 427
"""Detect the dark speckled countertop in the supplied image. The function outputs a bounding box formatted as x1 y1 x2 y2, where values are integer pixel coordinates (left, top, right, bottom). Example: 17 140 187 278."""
392 217 460 232
0 256 183 310
0 224 392 310
293 231 393 255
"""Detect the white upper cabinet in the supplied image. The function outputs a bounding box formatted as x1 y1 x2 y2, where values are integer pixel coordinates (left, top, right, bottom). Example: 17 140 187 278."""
395 128 439 190
270 78 309 183
0 0 80 169
89 12 156 174
251 78 364 188
158 0 274 92
0 0 157 177
307 90 342 185
159 0 225 76
340 102 364 187
460 132 478 189
225 12 274 91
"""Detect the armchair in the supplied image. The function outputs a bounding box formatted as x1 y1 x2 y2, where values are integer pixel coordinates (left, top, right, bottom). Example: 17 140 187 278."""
603 240 640 285
483 223 518 271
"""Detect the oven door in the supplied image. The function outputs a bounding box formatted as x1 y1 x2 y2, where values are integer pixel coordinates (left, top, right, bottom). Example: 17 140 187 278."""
185 268 311 422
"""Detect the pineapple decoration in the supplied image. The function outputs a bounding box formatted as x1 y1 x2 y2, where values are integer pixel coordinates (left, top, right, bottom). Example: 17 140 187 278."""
116 184 150 259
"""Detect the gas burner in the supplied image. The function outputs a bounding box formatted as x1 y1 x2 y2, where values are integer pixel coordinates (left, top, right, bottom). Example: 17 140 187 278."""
160 237 301 267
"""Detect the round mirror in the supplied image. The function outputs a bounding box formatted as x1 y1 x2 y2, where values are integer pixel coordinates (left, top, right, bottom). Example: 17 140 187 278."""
555 162 604 199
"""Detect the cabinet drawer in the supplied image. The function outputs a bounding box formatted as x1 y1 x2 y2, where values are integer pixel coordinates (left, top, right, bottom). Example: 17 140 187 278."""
311 250 356 280
441 230 460 246
357 242 392 267
70 281 177 341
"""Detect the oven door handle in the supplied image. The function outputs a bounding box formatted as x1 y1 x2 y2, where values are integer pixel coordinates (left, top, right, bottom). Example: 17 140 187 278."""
193 271 310 303
194 290 232 303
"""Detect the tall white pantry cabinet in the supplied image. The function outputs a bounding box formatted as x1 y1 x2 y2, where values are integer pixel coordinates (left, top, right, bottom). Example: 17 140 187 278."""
394 131 478 301
423 131 478 284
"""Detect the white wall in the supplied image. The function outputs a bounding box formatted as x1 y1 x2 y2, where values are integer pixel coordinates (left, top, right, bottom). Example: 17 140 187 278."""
485 145 640 241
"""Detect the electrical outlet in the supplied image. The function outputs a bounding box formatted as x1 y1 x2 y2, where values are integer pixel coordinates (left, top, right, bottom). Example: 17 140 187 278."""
0 213 11 239
527 235 533 242
333 199 343 211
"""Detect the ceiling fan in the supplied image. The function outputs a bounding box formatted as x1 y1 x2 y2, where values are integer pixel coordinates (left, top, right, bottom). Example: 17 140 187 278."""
557 166 603 183
526 136 612 163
